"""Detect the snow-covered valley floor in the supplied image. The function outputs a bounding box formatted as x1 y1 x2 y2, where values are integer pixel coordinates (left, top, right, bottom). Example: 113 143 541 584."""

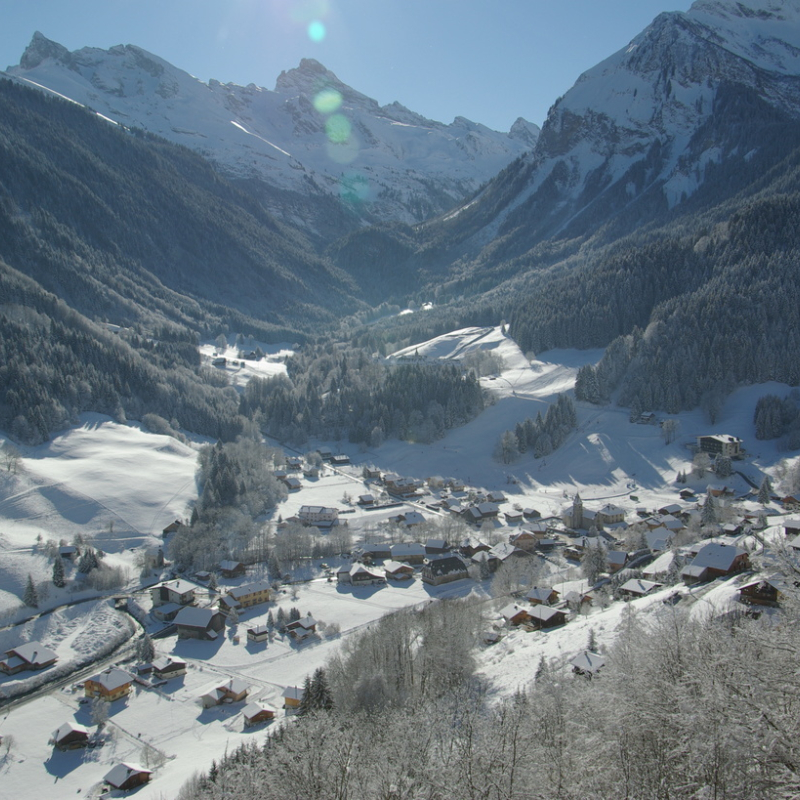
0 326 796 798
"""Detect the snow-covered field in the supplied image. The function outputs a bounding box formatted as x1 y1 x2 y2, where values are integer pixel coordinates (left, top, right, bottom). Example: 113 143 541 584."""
0 325 796 798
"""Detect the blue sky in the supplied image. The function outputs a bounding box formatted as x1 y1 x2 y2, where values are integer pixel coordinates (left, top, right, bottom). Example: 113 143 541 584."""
0 0 694 131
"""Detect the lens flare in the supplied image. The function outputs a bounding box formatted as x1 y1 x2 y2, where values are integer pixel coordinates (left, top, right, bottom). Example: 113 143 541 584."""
326 138 359 165
325 114 351 144
313 88 342 114
339 171 371 206
308 20 326 42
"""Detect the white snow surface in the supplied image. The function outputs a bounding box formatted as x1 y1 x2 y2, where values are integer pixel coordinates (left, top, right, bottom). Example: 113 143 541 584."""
5 37 538 228
0 324 797 797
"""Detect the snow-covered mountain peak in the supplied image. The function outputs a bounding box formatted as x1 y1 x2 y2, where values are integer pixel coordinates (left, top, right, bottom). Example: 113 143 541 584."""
18 31 69 69
6 35 532 234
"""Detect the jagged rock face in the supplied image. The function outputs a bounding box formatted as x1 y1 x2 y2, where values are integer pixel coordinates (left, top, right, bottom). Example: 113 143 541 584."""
447 0 800 254
6 37 539 235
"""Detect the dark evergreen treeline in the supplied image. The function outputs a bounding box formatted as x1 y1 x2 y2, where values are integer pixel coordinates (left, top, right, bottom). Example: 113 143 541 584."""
754 392 800 446
497 394 578 463
0 263 247 443
240 344 485 446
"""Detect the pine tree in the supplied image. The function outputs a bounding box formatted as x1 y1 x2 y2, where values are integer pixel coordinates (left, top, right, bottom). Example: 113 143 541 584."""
311 667 334 711
701 493 718 526
208 572 218 592
758 475 773 505
52 556 65 588
137 633 155 662
289 607 301 622
297 675 313 715
587 627 598 652
276 607 287 628
267 610 275 629
23 573 38 607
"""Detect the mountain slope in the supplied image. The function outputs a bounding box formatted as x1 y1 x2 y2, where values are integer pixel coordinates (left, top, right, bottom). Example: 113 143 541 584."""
0 76 360 332
415 0 800 264
6 35 538 237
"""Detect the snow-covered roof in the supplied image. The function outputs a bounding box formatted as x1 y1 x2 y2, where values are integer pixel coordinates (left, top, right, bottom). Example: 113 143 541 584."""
391 542 426 556
175 606 217 629
152 656 186 672
242 701 275 719
226 580 271 599
7 641 58 667
283 685 304 701
689 541 745 570
88 667 132 690
525 586 556 603
104 762 151 789
569 650 605 674
528 605 564 622
51 721 89 742
619 578 662 596
160 578 196 595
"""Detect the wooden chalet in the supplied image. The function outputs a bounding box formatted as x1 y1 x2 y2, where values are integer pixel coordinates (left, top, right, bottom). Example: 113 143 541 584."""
618 578 663 599
199 677 249 708
337 563 386 586
527 606 567 630
390 542 426 564
84 667 133 702
681 542 750 584
175 607 225 640
525 586 559 606
421 555 469 586
501 604 532 626
283 685 304 709
162 519 182 537
50 721 90 750
570 650 605 677
243 701 276 727
104 763 152 792
152 656 187 680
218 560 246 578
285 615 317 640
738 575 789 607
383 560 415 580
0 642 58 675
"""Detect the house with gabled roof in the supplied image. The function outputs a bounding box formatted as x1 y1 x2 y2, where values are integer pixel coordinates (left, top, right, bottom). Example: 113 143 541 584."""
525 586 559 606
337 562 385 585
383 560 415 581
283 685 304 709
618 578 663 599
681 542 750 584
0 642 58 675
218 581 271 615
104 762 152 792
219 560 246 578
501 604 531 626
84 667 133 702
570 650 605 677
527 605 567 630
199 677 249 708
175 606 225 640
50 721 90 750
243 701 276 727
738 574 789 607
152 656 187 680
422 555 469 585
285 615 317 640
390 542 426 564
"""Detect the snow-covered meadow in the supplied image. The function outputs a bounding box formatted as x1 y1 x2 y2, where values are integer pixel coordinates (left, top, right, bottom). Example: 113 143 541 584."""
0 324 797 797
